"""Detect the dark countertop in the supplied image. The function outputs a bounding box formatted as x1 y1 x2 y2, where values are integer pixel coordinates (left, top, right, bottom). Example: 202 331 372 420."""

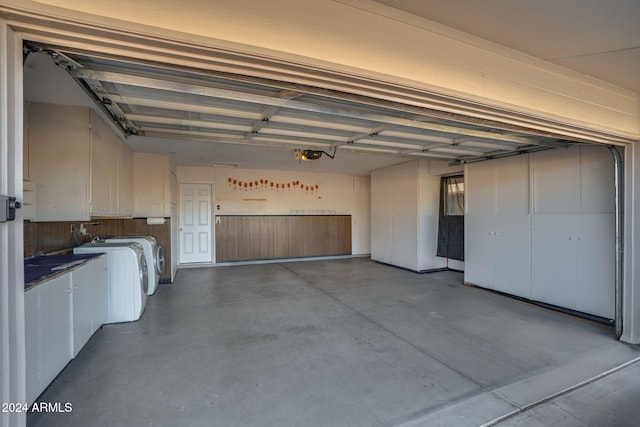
24 253 105 291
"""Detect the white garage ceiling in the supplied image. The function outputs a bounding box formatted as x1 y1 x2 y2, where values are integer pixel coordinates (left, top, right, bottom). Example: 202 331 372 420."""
372 0 640 93
22 1 640 175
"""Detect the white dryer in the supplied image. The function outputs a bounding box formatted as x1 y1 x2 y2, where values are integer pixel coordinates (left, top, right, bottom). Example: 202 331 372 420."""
74 242 148 323
106 236 165 295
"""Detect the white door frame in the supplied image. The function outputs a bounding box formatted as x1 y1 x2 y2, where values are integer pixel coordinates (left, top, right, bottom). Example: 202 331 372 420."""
0 20 26 427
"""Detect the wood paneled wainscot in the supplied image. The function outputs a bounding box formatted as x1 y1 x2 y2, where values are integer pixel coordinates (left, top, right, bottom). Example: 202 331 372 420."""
216 215 351 262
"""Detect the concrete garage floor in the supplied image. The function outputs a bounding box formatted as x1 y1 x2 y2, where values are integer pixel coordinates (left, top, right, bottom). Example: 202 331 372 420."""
28 258 640 426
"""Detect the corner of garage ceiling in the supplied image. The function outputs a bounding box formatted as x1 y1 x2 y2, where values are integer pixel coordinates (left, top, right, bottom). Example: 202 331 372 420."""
4 0 639 145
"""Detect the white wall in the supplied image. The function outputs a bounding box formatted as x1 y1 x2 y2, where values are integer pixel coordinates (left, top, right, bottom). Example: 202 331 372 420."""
624 143 640 343
177 166 371 255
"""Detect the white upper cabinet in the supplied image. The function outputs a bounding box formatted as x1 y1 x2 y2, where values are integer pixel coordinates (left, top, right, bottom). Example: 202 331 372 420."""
90 109 133 217
117 141 134 216
578 145 616 213
466 154 529 215
89 109 114 216
533 148 581 213
26 103 133 221
133 152 176 218
28 103 91 221
532 145 614 214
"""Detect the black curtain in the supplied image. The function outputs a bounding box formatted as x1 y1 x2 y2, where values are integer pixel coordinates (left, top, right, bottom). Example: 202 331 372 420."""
436 176 464 261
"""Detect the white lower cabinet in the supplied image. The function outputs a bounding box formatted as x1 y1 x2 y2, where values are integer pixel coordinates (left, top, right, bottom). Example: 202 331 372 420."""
465 214 531 298
531 214 615 318
26 274 72 406
70 264 94 358
90 255 109 331
24 288 41 406
38 274 73 396
25 256 109 405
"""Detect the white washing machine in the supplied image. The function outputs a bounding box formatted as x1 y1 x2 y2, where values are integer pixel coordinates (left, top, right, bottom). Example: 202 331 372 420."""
106 236 165 295
74 242 148 323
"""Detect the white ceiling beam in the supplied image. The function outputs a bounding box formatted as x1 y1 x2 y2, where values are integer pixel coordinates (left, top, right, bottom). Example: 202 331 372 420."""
140 127 246 140
429 147 489 156
258 127 345 142
340 145 400 154
459 140 523 151
269 115 371 133
141 127 332 149
128 115 250 132
114 95 262 119
350 138 426 150
380 130 453 144
406 151 459 159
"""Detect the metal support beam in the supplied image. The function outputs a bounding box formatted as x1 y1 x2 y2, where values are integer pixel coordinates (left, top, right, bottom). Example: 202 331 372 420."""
246 89 302 139
71 68 569 148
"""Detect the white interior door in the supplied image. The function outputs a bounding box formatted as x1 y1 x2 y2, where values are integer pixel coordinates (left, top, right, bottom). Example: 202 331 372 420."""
1 20 26 427
179 183 212 263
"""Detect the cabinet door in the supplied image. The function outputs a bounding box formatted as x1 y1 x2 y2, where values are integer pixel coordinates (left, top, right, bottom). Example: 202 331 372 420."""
531 214 578 309
493 214 531 298
533 148 581 214
391 162 419 270
29 103 90 221
464 214 496 288
22 179 36 220
70 264 94 357
467 155 529 215
117 142 133 216
24 288 41 405
38 275 72 388
576 214 615 318
91 255 109 331
90 111 113 216
133 153 167 217
466 160 496 214
496 156 529 214
370 167 393 264
579 146 614 214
